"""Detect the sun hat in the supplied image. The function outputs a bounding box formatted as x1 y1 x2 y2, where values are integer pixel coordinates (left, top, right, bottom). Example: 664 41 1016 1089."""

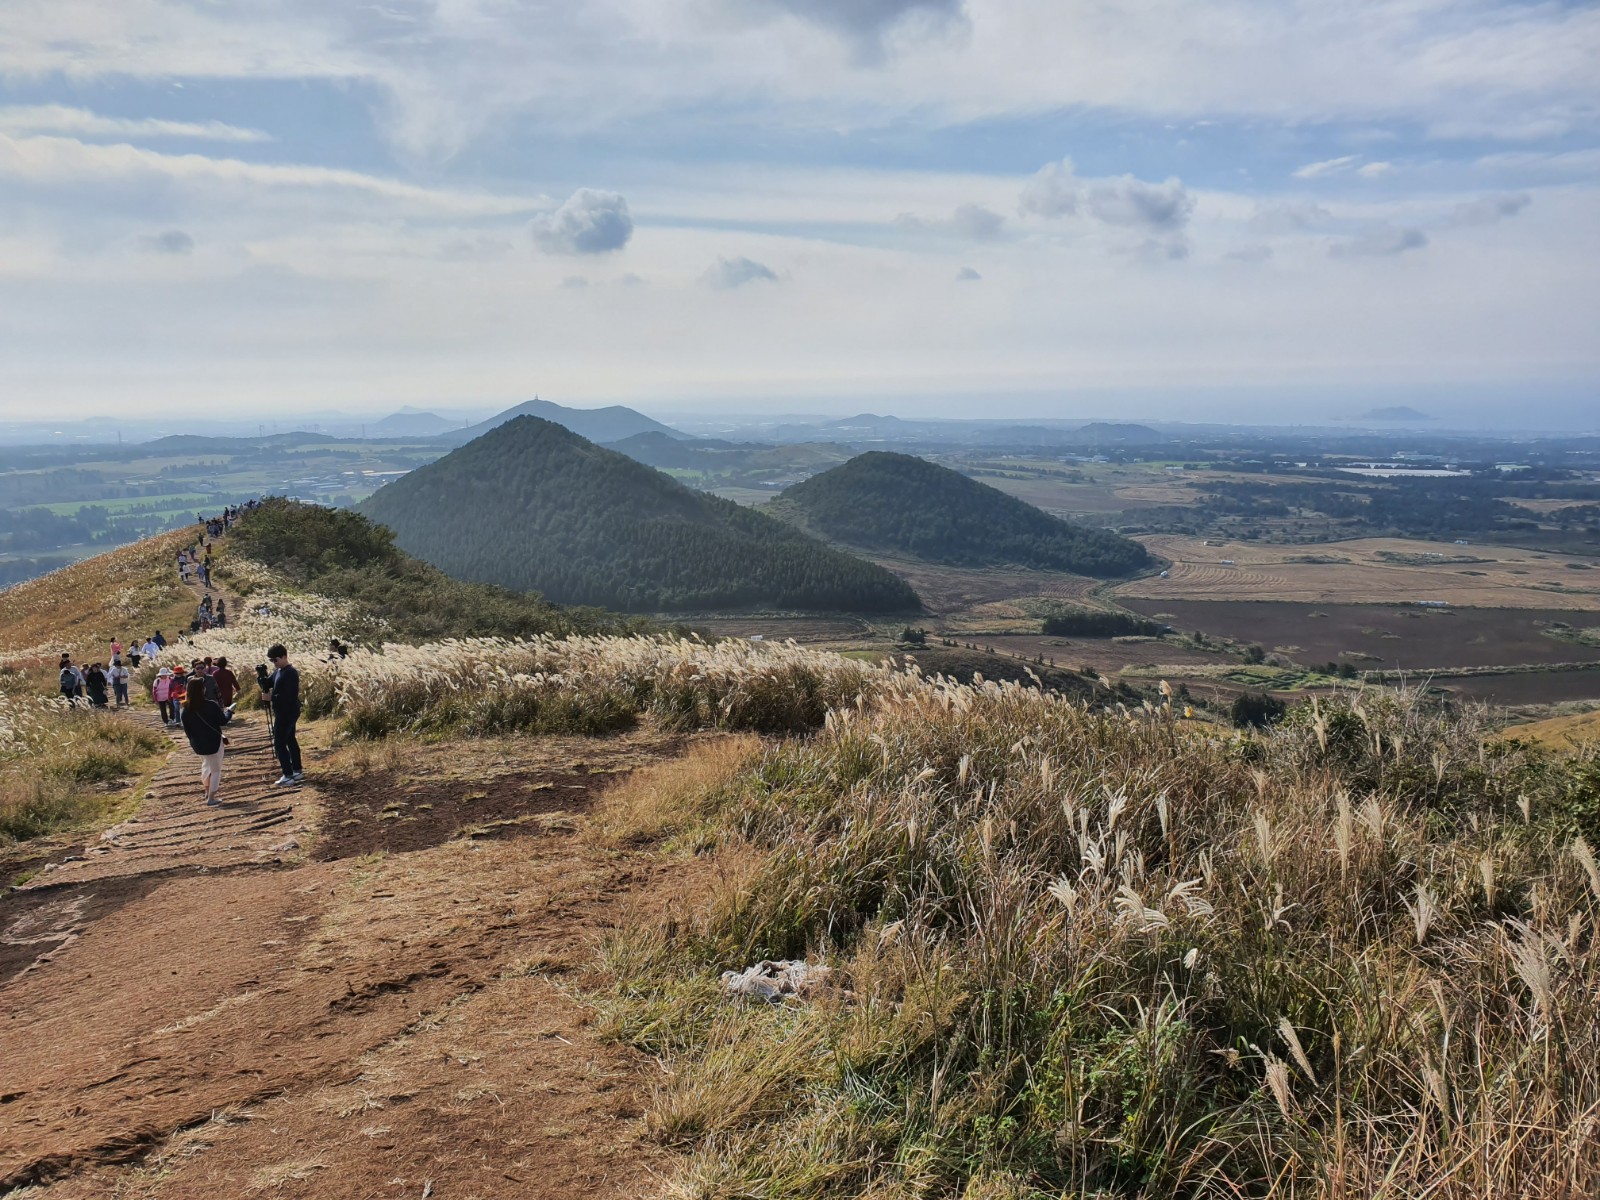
157 666 172 676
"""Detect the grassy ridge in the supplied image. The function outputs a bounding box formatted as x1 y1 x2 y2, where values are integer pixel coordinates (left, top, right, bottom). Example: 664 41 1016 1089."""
599 686 1600 1197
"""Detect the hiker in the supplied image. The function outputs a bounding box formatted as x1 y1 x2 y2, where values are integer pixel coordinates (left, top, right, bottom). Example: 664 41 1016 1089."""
169 665 187 724
266 643 303 786
191 658 220 705
153 630 167 650
215 599 227 629
327 639 349 661
85 663 109 709
212 656 239 709
109 658 130 707
153 667 175 723
141 635 160 662
180 675 232 807
59 655 83 704
110 637 123 661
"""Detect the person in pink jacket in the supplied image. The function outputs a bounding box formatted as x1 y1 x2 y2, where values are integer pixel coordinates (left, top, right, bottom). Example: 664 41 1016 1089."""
152 667 176 725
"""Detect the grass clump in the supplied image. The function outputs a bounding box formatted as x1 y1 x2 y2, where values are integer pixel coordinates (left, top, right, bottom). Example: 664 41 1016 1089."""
600 683 1600 1198
0 692 166 842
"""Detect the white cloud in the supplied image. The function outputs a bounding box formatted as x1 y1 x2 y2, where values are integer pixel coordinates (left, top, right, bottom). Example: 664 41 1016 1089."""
1451 192 1531 226
896 201 1004 239
1357 161 1393 179
0 105 269 143
1250 201 1332 233
1330 225 1428 258
1019 157 1080 218
1086 176 1193 231
0 133 524 213
530 189 634 255
1293 155 1360 180
702 255 779 288
1021 159 1194 234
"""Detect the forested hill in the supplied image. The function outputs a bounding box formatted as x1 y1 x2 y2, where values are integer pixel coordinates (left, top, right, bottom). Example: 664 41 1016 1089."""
359 417 921 613
772 452 1153 576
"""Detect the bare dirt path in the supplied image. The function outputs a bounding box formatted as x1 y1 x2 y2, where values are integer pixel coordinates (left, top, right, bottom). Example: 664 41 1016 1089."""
0 546 681 1198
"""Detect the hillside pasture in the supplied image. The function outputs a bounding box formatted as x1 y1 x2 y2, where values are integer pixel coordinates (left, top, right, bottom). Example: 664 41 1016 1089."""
1118 533 1600 609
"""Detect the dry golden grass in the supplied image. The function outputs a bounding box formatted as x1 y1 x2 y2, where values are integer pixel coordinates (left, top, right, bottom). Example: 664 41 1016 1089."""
0 529 196 673
1505 707 1600 751
1119 533 1600 609
592 734 763 846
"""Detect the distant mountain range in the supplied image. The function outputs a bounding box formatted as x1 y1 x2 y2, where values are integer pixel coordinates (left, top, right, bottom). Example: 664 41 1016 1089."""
368 409 457 437
439 398 684 447
360 417 920 613
747 414 1163 447
770 451 1153 576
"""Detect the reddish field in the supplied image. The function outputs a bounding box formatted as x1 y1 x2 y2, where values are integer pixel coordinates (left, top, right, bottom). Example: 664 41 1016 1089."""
1120 600 1600 672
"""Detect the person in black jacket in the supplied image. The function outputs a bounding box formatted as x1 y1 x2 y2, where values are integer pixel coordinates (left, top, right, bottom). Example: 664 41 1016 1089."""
179 676 232 806
266 643 303 786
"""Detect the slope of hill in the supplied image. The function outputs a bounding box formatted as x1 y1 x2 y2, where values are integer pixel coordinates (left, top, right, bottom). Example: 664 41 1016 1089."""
604 430 748 471
443 398 682 447
772 451 1152 576
225 498 623 641
361 417 920 612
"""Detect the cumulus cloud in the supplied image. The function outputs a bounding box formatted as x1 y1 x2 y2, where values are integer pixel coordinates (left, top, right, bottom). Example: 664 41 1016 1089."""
1020 160 1193 234
530 188 633 255
1249 201 1333 234
1329 225 1427 258
1086 176 1194 231
0 104 270 143
897 202 1004 240
1018 157 1081 218
955 265 981 281
1292 155 1360 180
702 256 779 288
143 229 195 254
1452 192 1532 225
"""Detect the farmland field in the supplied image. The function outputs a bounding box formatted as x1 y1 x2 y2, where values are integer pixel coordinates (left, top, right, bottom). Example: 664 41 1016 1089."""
1119 599 1600 671
1440 668 1600 706
1117 533 1600 609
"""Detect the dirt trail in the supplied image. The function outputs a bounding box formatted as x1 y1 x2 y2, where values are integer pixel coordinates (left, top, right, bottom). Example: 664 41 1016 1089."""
0 545 680 1198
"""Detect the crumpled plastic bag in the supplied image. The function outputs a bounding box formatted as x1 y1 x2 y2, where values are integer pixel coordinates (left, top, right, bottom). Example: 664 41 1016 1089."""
720 959 835 1003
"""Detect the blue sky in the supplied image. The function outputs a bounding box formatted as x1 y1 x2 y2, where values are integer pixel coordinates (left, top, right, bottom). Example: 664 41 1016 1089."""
0 0 1596 428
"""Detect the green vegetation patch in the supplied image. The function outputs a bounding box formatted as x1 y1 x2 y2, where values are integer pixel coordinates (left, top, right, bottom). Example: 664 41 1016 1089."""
772 451 1152 576
359 417 919 613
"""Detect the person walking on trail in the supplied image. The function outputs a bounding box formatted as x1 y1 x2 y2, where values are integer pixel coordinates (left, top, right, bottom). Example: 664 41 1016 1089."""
266 643 303 787
212 657 239 709
169 665 187 725
180 676 232 808
59 655 83 704
153 630 167 651
215 599 227 629
84 663 109 709
191 658 220 705
109 658 130 707
153 666 176 724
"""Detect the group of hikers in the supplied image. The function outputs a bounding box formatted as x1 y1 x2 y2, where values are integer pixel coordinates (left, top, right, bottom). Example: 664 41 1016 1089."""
55 500 303 806
170 643 303 806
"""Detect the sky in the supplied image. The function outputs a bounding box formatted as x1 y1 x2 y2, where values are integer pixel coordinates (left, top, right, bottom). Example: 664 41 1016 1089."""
0 1 1597 429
